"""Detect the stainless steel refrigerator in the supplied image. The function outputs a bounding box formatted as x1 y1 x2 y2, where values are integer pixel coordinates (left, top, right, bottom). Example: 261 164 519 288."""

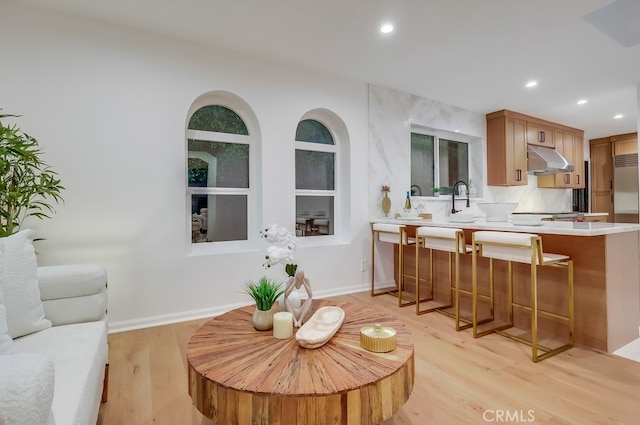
614 153 639 223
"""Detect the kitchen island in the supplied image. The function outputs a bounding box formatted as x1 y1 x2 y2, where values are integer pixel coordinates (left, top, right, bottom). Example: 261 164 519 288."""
371 217 640 353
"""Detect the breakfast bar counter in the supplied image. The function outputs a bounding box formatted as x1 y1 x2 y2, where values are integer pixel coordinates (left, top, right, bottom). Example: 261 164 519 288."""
371 217 640 353
377 216 640 236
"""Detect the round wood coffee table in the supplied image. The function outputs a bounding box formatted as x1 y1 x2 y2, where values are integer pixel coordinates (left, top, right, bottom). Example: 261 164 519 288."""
187 299 414 425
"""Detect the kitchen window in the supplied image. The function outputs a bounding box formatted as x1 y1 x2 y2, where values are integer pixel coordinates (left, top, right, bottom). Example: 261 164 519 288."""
186 93 258 252
295 118 336 237
411 131 469 196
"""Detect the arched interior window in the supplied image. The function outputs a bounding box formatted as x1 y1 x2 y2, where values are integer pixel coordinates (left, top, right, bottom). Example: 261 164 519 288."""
189 105 249 134
187 97 257 248
295 119 336 237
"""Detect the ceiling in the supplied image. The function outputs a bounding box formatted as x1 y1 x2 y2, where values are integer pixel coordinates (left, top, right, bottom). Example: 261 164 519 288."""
21 0 640 141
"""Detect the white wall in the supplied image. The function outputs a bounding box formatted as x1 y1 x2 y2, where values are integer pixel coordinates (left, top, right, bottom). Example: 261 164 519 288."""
0 2 371 331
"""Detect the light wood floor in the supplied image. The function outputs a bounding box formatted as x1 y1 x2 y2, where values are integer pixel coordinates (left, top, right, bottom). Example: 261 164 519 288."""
98 291 640 425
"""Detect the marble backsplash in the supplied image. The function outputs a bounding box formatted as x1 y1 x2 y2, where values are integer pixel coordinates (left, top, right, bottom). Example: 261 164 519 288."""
368 84 573 219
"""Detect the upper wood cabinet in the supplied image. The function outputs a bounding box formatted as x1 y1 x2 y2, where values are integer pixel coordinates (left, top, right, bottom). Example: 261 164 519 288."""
486 112 527 186
526 122 556 148
612 133 638 156
486 109 584 187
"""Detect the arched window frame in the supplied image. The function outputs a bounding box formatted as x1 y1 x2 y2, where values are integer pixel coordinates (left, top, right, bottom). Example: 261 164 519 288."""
185 91 261 255
294 109 350 246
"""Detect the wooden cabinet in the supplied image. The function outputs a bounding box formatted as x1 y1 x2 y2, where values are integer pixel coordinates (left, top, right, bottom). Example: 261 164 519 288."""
589 138 614 217
612 133 638 155
487 109 584 188
584 214 607 223
592 192 614 217
573 134 585 188
538 129 585 188
486 112 527 186
526 122 556 148
589 133 636 218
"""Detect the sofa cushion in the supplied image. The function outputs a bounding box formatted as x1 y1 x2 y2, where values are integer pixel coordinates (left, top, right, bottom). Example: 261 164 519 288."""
12 321 108 425
42 288 108 326
0 352 56 425
38 264 107 300
0 299 13 354
0 229 51 338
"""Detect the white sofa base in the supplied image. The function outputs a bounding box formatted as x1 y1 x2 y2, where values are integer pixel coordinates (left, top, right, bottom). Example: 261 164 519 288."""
12 320 108 425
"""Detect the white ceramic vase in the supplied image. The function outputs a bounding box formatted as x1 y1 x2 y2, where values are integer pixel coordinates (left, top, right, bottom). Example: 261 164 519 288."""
252 308 274 331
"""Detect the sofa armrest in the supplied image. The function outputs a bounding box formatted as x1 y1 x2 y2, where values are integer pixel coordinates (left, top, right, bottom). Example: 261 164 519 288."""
0 352 55 425
38 264 108 326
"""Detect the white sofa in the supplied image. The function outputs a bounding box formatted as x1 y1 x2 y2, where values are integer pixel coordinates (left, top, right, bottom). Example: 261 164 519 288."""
0 230 108 425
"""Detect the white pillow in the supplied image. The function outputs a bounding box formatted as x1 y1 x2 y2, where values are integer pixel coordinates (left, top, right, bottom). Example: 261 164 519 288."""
0 229 51 338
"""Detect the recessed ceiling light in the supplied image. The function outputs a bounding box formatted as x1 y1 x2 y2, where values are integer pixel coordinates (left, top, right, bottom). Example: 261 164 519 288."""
614 114 624 119
577 99 588 105
380 24 394 34
525 80 538 88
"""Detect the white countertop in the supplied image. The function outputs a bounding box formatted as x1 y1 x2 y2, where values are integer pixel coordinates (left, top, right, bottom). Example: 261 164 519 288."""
371 217 640 236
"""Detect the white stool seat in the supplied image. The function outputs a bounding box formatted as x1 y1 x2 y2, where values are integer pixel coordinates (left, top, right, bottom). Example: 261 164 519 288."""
417 227 473 254
473 231 569 265
373 223 414 244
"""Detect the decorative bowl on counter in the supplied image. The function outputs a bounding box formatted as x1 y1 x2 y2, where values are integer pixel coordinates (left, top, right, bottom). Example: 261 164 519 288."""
477 203 518 222
399 212 420 219
449 212 474 223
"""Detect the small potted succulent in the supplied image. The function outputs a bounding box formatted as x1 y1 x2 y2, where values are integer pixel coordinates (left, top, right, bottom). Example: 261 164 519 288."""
243 276 285 330
432 187 441 197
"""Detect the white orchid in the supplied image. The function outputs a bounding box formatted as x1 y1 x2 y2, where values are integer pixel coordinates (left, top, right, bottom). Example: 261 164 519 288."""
261 224 297 276
262 224 296 246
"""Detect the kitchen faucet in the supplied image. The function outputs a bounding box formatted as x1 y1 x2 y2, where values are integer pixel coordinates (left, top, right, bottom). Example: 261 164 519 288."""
451 180 470 214
410 184 422 196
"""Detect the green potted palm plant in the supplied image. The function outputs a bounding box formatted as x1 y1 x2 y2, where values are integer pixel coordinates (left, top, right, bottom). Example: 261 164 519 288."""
0 112 64 237
243 276 285 330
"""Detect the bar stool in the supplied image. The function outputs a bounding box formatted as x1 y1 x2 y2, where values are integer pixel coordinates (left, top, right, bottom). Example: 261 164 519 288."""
471 231 574 362
371 223 415 307
415 227 474 330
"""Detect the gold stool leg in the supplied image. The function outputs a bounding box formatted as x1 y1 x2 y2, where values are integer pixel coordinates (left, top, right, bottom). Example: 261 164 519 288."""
472 243 479 337
568 259 575 345
397 228 415 308
415 237 423 314
531 260 539 362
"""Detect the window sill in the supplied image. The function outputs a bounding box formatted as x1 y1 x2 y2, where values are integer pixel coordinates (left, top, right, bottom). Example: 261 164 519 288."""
187 240 258 257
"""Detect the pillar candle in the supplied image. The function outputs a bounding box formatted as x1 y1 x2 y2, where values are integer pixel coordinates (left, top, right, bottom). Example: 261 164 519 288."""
273 311 293 339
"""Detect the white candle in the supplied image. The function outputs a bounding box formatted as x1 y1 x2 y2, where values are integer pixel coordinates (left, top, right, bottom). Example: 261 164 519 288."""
273 311 293 339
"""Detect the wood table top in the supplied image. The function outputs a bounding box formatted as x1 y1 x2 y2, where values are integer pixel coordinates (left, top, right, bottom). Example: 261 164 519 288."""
186 298 414 396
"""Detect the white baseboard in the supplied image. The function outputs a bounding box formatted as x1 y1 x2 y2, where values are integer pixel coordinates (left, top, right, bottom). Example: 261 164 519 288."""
107 283 373 334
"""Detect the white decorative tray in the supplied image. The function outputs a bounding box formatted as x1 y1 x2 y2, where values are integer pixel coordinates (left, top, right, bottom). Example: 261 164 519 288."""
295 306 345 349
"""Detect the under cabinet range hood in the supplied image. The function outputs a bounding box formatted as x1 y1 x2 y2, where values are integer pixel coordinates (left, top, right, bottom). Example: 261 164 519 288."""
527 145 574 175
